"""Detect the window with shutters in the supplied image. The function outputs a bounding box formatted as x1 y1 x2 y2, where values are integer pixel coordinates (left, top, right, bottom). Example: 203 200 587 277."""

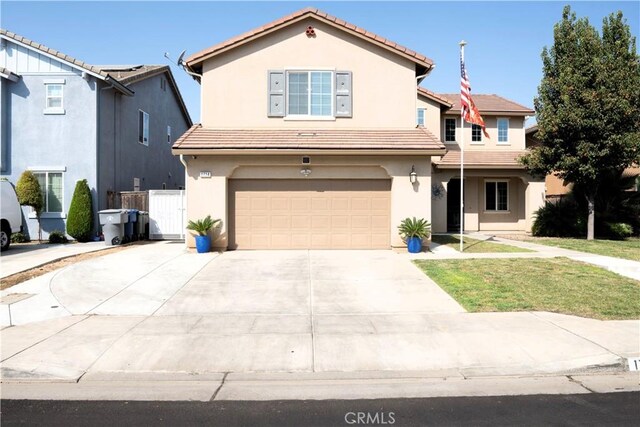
268 70 352 119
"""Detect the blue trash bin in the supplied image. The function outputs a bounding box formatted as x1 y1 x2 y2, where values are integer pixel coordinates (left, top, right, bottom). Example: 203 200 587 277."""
123 209 138 242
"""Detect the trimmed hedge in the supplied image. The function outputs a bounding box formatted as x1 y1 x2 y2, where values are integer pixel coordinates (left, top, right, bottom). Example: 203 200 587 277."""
66 179 93 242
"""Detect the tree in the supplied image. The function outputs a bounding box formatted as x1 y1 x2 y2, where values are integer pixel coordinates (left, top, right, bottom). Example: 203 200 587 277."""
15 170 44 242
66 179 94 242
521 6 640 239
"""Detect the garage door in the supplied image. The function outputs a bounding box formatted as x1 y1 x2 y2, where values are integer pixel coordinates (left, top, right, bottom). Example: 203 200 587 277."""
229 179 391 249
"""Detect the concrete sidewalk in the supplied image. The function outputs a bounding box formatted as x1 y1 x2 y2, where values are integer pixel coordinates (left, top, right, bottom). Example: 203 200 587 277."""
1 245 638 401
1 241 112 278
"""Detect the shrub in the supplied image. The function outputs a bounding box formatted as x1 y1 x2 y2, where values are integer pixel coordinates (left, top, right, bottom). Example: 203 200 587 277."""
398 217 431 240
48 230 69 244
15 170 43 241
10 232 30 243
532 197 585 237
602 222 633 241
66 179 93 242
186 215 221 236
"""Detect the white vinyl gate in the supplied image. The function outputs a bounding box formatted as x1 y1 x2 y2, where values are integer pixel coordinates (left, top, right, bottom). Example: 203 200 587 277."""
148 190 185 240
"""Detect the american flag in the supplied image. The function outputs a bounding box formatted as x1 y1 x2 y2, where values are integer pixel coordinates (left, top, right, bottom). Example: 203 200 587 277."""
460 51 489 138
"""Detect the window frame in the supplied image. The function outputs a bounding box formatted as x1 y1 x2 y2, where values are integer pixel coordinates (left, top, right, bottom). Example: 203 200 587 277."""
285 70 334 119
416 108 425 126
138 110 149 146
444 118 457 143
471 124 483 144
497 118 509 144
44 80 65 115
28 170 65 218
167 125 172 144
484 179 510 213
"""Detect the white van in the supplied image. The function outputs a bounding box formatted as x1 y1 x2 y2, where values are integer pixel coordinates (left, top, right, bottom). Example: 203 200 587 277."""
1 180 23 251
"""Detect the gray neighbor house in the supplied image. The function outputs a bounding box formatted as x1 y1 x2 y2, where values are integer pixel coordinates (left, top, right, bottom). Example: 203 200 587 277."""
0 29 192 239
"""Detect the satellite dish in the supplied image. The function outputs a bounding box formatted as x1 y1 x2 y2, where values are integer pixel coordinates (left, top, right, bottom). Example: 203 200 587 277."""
177 50 186 67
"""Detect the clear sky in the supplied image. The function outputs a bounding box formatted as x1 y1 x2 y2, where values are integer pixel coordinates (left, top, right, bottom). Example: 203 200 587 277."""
2 1 638 125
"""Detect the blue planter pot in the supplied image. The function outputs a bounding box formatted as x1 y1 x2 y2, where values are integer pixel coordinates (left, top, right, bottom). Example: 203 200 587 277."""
195 235 211 253
407 236 423 253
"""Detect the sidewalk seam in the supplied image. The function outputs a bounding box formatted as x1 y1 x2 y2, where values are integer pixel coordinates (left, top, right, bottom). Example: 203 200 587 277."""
529 312 625 360
566 375 596 393
308 250 316 373
210 372 228 401
83 249 191 315
0 315 90 363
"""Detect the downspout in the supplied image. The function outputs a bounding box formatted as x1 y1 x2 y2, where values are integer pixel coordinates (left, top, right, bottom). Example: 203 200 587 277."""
179 154 188 244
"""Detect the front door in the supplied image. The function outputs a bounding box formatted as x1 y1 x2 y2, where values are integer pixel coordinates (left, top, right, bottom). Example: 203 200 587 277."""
447 179 464 232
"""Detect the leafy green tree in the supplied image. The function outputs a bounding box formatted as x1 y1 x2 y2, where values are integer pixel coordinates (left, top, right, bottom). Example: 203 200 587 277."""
521 6 640 239
15 170 43 242
66 179 94 242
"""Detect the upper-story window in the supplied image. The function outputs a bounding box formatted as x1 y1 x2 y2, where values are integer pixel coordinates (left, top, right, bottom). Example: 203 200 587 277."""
268 70 352 119
445 118 456 142
167 125 172 143
472 124 483 143
416 109 425 126
44 80 65 114
287 71 332 116
138 110 149 146
497 118 509 144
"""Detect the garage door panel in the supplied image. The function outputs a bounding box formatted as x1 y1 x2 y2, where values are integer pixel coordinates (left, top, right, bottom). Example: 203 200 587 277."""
229 179 390 249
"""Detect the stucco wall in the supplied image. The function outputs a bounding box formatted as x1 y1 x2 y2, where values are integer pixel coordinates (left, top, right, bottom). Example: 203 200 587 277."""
0 72 98 239
101 73 188 200
441 115 526 150
431 169 543 233
200 17 418 129
416 95 442 137
183 155 431 250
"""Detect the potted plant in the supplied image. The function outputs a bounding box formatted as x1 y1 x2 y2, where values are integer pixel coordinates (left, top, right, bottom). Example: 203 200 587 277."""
186 215 221 253
398 217 431 253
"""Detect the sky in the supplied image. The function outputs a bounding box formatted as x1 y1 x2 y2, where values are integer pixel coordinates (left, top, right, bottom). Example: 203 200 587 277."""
2 1 638 125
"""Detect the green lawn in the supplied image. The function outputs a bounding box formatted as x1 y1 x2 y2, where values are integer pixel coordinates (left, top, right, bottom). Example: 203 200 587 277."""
524 237 640 262
414 257 640 320
431 234 533 253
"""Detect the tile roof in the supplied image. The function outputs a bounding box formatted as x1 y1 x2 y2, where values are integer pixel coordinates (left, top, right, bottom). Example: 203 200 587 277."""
435 149 527 169
173 125 446 152
439 94 535 115
417 87 453 107
185 7 434 71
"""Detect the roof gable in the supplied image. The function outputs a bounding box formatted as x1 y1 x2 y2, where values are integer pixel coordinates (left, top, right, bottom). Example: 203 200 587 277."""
186 7 433 74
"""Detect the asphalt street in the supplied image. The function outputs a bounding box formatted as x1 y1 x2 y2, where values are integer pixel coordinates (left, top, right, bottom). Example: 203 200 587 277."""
1 393 639 426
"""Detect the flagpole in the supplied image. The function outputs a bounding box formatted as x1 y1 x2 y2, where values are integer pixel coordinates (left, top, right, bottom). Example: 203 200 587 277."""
459 40 466 253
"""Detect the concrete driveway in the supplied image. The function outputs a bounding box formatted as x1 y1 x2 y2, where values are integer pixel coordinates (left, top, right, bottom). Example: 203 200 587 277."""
1 244 637 383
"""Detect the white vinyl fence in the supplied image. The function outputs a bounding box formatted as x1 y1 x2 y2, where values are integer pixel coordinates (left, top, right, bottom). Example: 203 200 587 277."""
148 190 186 240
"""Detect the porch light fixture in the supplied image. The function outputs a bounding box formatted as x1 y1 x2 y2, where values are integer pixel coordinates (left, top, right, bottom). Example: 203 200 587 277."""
300 167 311 177
410 165 418 184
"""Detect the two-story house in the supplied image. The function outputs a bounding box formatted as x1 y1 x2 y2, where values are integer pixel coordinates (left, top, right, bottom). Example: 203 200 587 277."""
0 29 192 239
421 92 545 233
173 7 544 250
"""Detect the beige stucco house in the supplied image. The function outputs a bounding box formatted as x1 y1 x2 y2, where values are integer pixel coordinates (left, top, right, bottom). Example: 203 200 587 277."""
173 7 545 250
